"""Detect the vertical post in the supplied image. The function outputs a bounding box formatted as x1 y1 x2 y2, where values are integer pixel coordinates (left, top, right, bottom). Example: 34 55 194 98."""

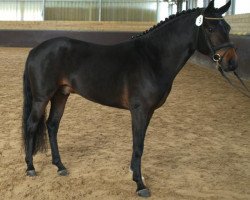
98 0 102 21
89 1 92 21
232 0 235 15
20 0 24 21
190 0 197 9
156 0 159 22
194 0 197 8
203 0 209 7
177 0 183 12
42 0 46 21
186 0 188 10
168 2 173 16
16 0 18 20
186 0 190 9
227 0 235 15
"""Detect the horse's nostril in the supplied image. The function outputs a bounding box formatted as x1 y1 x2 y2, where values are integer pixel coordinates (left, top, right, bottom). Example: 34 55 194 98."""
228 59 237 71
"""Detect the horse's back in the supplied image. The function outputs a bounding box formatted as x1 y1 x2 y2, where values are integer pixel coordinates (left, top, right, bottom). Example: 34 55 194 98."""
27 36 136 73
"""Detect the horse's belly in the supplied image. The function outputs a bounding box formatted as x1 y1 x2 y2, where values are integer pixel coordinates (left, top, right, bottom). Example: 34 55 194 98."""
71 76 127 109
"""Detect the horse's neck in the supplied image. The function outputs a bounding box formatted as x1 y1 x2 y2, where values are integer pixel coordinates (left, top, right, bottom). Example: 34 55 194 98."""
143 13 198 82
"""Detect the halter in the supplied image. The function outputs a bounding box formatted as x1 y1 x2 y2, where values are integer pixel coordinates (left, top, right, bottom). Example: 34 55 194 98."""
196 13 250 98
200 16 235 63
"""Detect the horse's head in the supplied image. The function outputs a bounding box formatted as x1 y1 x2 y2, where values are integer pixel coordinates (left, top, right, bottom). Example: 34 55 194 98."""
197 0 237 72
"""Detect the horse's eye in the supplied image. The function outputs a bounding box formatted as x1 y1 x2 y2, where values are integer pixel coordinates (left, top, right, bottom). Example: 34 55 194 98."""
208 27 214 32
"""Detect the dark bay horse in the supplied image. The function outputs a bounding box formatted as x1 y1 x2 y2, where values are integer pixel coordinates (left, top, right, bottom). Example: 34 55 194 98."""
22 0 237 197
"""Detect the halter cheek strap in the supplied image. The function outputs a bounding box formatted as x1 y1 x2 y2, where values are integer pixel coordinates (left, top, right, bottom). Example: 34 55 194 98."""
213 42 234 51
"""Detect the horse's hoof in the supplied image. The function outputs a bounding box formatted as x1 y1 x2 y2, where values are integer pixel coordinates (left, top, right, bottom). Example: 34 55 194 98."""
26 170 36 177
137 188 151 197
57 169 69 176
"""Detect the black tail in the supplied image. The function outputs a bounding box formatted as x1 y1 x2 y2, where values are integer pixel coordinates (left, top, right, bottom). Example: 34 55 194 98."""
22 61 47 155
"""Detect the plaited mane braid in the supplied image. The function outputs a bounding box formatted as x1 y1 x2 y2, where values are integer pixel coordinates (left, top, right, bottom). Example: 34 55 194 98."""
131 7 202 39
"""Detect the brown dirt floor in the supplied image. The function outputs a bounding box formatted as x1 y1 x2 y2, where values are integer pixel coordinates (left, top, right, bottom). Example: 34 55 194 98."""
0 47 249 200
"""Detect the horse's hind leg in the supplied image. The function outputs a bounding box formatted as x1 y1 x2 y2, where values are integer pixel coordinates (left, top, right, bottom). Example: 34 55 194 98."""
26 101 48 176
47 90 69 176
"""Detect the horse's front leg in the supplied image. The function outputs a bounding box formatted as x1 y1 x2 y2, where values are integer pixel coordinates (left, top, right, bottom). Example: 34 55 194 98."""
130 106 153 197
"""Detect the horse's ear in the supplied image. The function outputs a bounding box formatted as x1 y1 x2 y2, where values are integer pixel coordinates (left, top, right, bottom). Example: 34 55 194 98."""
205 0 215 12
217 0 231 15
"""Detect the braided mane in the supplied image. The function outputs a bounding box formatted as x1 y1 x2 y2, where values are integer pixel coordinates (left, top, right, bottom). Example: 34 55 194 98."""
132 7 202 39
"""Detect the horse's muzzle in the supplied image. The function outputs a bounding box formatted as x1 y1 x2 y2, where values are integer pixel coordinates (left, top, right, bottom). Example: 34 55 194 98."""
220 48 238 72
222 58 238 72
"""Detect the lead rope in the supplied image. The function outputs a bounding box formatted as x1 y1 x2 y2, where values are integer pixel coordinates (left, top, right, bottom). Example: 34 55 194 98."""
216 62 250 98
233 71 250 93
